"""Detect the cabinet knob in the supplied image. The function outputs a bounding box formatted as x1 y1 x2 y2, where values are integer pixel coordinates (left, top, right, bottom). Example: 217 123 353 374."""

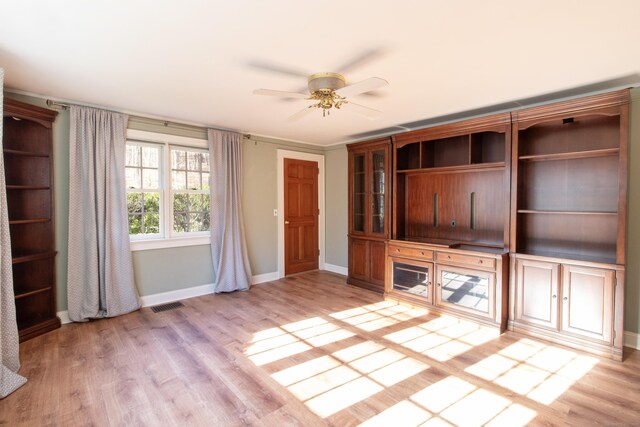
563 297 568 301
420 251 424 255
437 283 441 287
447 255 451 259
285 220 290 225
478 260 483 264
552 295 557 299
396 248 400 252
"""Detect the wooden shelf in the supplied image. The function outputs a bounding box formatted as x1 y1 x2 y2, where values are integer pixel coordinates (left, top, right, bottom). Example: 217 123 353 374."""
3 148 49 157
517 249 617 265
9 218 51 225
518 148 619 162
517 210 617 216
6 185 51 190
12 251 55 265
15 287 52 300
397 162 505 174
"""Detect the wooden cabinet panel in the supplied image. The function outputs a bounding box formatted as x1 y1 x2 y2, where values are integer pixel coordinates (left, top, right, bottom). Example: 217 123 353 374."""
514 258 559 330
349 238 369 282
369 240 386 286
387 244 434 261
562 265 614 343
437 251 495 269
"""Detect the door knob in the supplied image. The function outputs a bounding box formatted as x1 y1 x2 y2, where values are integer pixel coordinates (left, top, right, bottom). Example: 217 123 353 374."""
285 220 290 225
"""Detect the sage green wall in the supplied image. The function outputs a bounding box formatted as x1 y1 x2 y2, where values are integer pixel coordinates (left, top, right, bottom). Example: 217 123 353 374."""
625 88 640 333
5 92 331 310
324 145 348 267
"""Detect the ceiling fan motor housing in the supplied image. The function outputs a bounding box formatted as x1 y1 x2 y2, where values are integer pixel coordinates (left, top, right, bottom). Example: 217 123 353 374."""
308 72 346 93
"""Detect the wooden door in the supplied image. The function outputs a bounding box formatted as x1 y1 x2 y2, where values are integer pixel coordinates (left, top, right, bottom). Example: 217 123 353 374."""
561 265 614 343
284 158 319 275
514 258 560 330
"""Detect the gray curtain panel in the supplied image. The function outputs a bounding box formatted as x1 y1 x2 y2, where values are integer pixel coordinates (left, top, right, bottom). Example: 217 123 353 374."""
0 68 27 399
208 129 252 292
67 106 140 322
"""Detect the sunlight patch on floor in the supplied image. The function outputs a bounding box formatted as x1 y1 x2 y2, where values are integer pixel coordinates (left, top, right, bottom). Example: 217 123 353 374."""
241 303 606 424
465 338 599 405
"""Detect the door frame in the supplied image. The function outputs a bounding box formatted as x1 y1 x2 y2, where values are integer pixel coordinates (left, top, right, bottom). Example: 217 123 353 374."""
277 149 325 278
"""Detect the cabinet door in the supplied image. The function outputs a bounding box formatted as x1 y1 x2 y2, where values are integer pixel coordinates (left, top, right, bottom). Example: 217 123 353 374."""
369 240 386 287
561 265 614 343
349 238 369 282
369 148 388 237
389 257 434 304
514 258 560 330
436 265 495 319
350 150 367 234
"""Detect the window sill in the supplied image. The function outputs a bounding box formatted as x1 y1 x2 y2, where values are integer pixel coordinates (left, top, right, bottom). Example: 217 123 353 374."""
130 236 211 251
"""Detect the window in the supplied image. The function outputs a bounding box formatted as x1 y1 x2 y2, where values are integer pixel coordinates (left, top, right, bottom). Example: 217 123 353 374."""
125 130 211 249
170 147 210 233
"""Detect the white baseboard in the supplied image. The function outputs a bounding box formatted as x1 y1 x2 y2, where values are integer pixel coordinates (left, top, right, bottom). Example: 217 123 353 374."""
139 282 215 307
57 310 71 325
252 271 279 284
324 263 348 276
624 331 640 350
58 272 280 323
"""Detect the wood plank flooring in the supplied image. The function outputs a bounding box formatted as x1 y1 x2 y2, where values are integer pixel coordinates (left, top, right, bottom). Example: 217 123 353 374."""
2 270 640 426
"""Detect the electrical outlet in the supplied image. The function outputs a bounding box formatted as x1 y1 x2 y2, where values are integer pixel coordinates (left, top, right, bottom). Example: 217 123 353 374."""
450 220 456 228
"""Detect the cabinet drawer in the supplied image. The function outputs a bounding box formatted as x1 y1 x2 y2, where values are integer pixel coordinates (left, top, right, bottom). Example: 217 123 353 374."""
388 244 433 261
437 252 495 269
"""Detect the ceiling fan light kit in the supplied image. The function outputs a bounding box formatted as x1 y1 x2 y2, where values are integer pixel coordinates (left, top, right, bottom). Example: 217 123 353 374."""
253 71 388 121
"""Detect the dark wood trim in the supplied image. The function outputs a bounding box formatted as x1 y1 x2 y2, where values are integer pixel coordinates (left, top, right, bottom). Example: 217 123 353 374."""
3 98 58 128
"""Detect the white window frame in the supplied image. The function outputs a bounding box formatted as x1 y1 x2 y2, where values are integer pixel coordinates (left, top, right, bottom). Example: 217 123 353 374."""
126 129 211 251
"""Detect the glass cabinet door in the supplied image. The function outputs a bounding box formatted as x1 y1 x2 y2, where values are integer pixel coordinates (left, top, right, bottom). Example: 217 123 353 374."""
371 150 385 234
353 153 366 232
436 265 494 318
391 259 433 301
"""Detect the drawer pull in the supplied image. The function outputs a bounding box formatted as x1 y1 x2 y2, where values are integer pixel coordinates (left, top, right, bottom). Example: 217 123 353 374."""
396 248 400 253
420 251 425 255
478 259 483 264
447 255 451 259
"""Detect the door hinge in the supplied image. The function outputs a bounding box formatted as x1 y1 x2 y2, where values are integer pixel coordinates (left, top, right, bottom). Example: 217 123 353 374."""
318 209 320 215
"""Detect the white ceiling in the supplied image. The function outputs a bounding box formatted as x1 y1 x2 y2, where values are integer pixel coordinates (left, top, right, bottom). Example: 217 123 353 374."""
2 1 640 146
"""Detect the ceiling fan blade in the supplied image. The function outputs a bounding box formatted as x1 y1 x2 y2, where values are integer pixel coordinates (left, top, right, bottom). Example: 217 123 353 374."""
288 106 316 122
253 89 309 99
247 60 310 78
341 102 382 120
335 77 389 98
336 48 386 74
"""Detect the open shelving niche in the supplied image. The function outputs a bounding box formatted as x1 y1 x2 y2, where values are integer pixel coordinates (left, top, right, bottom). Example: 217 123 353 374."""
513 107 626 265
3 98 60 340
392 113 512 253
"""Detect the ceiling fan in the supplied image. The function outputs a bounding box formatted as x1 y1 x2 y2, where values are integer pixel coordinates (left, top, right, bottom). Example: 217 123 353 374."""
253 72 389 121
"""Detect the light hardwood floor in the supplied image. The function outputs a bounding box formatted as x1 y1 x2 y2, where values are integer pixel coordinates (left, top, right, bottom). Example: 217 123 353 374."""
2 271 640 426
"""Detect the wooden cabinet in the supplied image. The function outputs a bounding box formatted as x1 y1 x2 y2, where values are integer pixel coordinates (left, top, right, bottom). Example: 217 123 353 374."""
347 137 391 292
509 90 628 360
511 255 621 359
3 98 60 341
386 240 508 330
392 113 511 249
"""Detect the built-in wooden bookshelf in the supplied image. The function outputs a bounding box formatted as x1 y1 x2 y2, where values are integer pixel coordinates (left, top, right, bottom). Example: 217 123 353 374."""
3 98 60 341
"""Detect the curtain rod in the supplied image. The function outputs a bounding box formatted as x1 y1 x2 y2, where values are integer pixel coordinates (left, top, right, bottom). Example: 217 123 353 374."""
45 99 251 140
